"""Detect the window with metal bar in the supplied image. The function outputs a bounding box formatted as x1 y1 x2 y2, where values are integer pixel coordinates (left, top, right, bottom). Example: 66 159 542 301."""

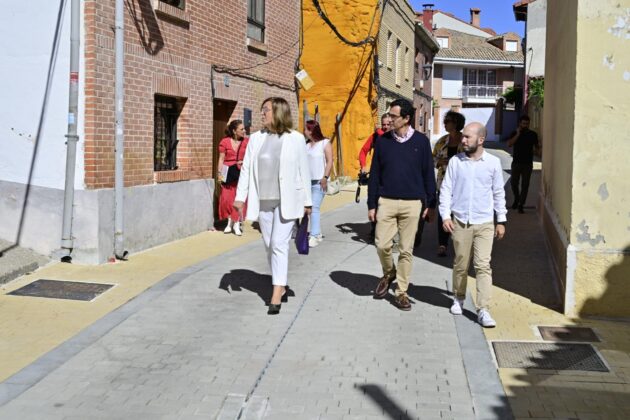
154 95 184 171
160 0 185 10
247 0 265 42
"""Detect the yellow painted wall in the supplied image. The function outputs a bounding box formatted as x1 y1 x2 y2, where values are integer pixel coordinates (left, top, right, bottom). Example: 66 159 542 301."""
299 0 380 177
543 0 630 317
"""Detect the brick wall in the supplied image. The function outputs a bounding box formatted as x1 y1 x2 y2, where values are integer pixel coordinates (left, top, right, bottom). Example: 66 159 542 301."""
84 0 300 189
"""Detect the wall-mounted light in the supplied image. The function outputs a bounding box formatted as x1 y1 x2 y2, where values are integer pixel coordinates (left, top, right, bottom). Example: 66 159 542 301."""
422 63 433 80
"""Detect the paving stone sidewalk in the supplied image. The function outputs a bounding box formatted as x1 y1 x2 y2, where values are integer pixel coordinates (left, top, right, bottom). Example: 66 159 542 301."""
0 200 510 419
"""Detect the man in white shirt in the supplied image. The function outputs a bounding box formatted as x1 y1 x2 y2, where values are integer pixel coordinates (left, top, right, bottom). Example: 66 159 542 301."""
439 122 507 328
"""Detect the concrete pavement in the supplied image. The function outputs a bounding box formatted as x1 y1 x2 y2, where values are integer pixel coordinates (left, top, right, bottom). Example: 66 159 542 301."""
0 190 510 419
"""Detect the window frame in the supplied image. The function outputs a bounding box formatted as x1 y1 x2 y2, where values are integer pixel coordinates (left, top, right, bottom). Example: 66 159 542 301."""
247 0 266 43
437 36 449 48
159 0 185 10
154 95 185 172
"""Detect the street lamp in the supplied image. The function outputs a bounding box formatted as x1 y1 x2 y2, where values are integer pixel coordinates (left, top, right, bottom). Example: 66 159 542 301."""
422 63 433 80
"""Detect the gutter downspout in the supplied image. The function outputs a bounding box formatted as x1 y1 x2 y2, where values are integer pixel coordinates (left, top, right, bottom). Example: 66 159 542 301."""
60 0 80 262
114 0 127 260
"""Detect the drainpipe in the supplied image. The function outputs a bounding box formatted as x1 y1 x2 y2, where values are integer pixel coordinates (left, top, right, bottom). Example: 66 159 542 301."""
60 0 80 262
114 0 127 259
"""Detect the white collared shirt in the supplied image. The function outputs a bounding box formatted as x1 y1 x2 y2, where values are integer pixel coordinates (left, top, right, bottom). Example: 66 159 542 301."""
392 126 414 143
439 150 507 224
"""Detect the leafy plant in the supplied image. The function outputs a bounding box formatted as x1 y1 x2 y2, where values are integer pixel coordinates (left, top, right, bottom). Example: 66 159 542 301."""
528 77 544 108
502 86 523 105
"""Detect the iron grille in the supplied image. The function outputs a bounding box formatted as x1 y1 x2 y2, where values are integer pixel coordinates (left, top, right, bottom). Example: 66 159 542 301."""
154 95 182 171
160 0 185 10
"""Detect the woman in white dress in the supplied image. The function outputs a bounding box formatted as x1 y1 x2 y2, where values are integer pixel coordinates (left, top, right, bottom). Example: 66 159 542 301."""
234 97 312 315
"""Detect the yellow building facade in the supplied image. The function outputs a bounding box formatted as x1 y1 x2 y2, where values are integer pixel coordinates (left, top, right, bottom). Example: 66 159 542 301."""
542 0 630 317
299 0 381 177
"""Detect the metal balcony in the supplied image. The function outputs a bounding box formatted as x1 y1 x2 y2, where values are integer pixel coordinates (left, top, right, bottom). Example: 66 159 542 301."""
460 85 505 104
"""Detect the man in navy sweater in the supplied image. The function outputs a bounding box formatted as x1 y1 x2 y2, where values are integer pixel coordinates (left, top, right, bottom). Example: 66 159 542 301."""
368 99 437 311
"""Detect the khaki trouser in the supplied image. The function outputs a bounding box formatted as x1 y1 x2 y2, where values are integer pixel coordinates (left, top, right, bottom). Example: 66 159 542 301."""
374 198 421 296
451 219 495 310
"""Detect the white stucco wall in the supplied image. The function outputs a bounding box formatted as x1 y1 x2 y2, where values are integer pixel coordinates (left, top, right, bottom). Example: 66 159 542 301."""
442 65 463 98
0 2 85 191
433 12 492 38
526 0 547 77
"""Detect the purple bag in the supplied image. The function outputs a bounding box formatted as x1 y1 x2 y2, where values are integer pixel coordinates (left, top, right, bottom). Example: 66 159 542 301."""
295 214 309 255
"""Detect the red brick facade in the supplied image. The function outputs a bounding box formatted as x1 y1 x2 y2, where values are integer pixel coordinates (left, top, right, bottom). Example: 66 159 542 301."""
83 0 300 189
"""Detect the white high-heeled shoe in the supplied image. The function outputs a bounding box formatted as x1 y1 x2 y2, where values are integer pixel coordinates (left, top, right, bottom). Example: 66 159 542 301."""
223 219 233 234
233 222 242 236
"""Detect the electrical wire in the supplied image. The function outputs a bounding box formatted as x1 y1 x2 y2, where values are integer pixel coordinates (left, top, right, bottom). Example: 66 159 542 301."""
312 0 376 47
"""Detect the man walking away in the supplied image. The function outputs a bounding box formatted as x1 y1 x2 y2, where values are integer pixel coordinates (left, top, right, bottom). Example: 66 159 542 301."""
368 99 436 311
507 115 540 213
440 122 507 327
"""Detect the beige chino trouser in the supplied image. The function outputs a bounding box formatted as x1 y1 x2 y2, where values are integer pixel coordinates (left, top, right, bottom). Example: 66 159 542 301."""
374 198 422 296
451 218 495 310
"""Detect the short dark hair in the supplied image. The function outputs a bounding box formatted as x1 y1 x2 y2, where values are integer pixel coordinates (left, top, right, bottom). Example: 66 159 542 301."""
390 98 414 121
381 112 390 121
444 111 465 131
519 115 531 122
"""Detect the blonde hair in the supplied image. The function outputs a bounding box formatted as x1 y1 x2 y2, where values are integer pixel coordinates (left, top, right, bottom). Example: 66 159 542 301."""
262 97 293 134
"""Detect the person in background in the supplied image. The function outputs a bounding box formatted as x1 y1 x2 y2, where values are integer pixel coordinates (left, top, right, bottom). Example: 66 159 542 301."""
440 122 507 328
217 120 249 236
432 111 465 256
234 97 312 315
359 113 392 242
368 99 436 311
304 120 333 248
358 113 392 173
507 115 540 214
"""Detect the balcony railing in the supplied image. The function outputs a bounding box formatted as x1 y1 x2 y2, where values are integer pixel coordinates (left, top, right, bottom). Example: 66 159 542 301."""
460 85 505 100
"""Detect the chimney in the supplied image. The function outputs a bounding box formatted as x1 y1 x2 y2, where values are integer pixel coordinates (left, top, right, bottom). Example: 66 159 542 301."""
470 8 480 28
422 4 435 32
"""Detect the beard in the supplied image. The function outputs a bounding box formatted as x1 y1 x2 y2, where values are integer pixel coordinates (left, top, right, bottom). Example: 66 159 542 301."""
463 143 478 155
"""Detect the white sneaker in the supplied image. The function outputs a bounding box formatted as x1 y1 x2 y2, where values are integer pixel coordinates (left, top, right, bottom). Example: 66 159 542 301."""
450 299 464 315
233 222 242 236
223 220 233 234
477 309 497 328
309 235 320 248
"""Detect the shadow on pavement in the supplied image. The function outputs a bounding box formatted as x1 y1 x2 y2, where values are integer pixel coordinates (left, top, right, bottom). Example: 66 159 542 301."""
355 384 414 420
406 284 478 322
218 269 295 305
329 271 376 296
334 221 373 244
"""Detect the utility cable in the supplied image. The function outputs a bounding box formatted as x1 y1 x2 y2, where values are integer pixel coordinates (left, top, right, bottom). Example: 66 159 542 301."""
312 0 376 47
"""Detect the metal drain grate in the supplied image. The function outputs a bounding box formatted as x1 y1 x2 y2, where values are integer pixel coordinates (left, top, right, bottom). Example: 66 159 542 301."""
538 326 600 342
493 341 609 372
8 279 114 301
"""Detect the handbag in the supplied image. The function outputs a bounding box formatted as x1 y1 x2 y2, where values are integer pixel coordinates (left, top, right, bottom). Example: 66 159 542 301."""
295 214 309 255
222 140 244 184
325 158 340 196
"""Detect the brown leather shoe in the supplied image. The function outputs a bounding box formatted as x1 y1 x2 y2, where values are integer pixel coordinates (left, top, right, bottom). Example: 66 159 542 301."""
374 270 396 299
394 294 412 311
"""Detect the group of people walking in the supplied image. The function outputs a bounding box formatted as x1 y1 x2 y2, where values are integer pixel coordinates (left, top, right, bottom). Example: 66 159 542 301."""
220 95 538 326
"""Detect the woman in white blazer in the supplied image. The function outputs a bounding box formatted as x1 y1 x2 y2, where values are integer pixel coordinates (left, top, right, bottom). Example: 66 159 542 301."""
234 97 312 315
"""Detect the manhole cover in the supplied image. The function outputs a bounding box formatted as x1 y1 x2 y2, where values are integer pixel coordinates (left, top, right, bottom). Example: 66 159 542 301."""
538 326 600 342
8 279 114 301
493 341 609 372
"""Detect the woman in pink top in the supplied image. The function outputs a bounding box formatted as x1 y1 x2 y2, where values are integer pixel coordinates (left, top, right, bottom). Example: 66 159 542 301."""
217 120 249 235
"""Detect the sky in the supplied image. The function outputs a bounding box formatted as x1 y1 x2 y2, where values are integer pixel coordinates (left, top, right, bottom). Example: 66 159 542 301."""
409 0 525 36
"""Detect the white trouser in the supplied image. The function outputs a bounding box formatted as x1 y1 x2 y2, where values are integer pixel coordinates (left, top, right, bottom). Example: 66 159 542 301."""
258 200 295 286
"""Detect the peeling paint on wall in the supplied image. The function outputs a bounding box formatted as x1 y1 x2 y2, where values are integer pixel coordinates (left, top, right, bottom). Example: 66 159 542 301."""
597 183 609 201
576 220 606 246
603 54 615 70
608 9 630 39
